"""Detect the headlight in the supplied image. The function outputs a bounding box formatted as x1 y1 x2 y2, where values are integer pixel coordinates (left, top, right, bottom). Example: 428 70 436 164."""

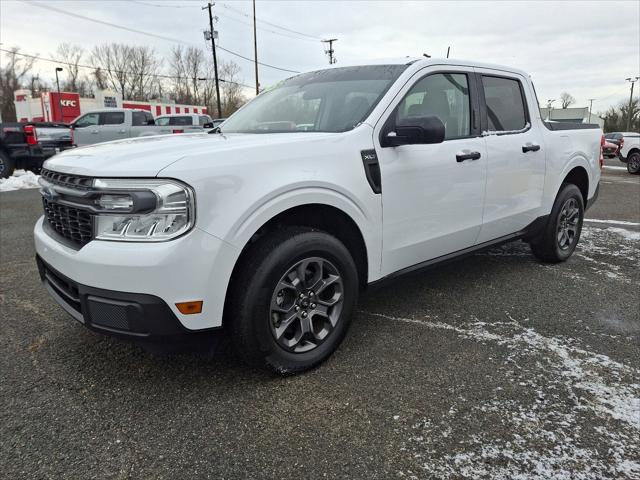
93 178 195 242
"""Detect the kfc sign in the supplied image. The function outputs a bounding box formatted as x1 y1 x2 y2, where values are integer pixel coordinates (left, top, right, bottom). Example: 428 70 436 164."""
49 92 81 122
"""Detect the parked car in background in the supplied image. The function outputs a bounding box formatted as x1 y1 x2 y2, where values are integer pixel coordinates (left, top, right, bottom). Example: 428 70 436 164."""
604 132 624 148
0 122 73 178
35 58 603 373
602 140 619 158
616 131 640 173
71 109 168 147
154 114 214 132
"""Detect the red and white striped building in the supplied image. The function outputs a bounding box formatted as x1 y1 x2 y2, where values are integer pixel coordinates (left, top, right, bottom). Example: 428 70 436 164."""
14 89 207 123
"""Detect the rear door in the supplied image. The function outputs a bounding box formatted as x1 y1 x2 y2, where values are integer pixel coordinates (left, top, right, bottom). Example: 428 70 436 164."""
374 67 488 275
474 70 546 243
98 111 128 143
130 111 156 137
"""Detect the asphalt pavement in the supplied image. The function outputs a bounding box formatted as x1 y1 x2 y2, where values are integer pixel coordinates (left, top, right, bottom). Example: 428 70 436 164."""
1 158 638 479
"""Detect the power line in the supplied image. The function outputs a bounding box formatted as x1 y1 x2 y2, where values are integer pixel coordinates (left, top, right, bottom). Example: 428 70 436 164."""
217 2 323 41
132 0 320 43
23 0 300 74
0 47 254 88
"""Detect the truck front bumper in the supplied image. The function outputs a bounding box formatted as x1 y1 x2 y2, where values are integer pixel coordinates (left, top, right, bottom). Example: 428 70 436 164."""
34 217 240 336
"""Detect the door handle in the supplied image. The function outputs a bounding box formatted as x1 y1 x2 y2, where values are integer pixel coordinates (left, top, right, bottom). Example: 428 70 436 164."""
456 151 481 162
522 143 541 153
91 130 99 134
118 129 126 134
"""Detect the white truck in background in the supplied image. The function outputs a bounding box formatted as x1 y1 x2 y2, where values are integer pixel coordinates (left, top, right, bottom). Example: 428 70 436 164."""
71 109 168 146
154 113 214 130
615 132 640 174
36 58 603 374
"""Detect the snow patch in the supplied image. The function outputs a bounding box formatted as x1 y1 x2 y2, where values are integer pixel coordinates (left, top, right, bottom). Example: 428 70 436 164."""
367 312 640 479
585 219 640 227
0 169 40 192
606 227 640 241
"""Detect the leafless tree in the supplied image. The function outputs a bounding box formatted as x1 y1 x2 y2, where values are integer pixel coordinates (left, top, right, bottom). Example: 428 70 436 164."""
89 43 134 99
128 46 163 101
0 47 35 121
219 60 246 117
560 92 575 109
56 43 83 92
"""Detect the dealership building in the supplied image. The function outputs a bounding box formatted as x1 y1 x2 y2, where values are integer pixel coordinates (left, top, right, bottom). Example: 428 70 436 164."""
13 89 208 123
539 107 604 128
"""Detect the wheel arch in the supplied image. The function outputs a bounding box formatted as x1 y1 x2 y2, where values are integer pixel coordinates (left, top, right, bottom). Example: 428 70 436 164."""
221 201 371 328
561 165 589 206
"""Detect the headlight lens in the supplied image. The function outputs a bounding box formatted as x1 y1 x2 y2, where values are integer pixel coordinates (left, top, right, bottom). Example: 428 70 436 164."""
93 179 195 242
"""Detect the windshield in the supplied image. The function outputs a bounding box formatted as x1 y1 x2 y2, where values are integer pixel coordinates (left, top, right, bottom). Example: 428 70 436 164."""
221 65 408 134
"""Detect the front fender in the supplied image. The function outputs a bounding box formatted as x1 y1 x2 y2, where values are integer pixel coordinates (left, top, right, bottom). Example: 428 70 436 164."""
225 184 381 282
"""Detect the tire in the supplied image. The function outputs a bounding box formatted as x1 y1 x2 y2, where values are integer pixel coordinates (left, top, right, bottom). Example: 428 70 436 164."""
228 226 359 374
0 151 15 179
627 152 640 174
530 183 584 263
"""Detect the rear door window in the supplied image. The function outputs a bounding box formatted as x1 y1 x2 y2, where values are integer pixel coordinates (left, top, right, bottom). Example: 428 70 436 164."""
131 112 153 127
100 111 125 125
482 76 528 132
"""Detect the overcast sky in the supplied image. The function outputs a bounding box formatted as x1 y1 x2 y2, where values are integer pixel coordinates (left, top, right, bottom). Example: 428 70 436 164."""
1 0 639 114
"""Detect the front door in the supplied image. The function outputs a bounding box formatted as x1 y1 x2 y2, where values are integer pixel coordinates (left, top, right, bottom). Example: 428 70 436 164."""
373 68 487 276
72 112 100 146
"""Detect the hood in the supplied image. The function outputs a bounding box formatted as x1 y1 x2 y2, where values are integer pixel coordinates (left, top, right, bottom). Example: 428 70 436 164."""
43 132 340 177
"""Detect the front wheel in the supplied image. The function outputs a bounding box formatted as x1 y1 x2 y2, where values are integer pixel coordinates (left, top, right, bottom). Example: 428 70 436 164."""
627 152 640 174
228 226 358 374
530 183 584 263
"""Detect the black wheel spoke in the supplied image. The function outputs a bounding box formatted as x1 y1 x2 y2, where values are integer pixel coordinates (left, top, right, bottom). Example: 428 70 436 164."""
269 256 344 353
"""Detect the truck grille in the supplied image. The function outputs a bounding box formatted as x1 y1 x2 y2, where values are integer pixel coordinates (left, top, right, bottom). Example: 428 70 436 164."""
42 198 93 247
41 168 93 190
40 168 94 248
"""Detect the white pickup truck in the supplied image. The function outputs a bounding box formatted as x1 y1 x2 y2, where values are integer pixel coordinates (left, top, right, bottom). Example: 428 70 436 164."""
71 108 171 146
35 58 603 373
615 132 640 174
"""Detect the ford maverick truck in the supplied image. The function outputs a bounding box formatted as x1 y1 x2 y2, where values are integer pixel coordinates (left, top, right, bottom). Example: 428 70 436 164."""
35 58 602 373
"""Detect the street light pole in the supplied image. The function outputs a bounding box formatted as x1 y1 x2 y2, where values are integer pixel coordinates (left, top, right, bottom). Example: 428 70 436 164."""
588 98 595 123
252 0 259 95
625 76 639 131
55 67 63 122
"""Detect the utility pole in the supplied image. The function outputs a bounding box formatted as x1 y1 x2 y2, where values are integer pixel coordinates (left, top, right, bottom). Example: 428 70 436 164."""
55 67 63 122
588 98 595 123
625 76 639 131
322 39 337 65
203 2 222 118
252 0 259 95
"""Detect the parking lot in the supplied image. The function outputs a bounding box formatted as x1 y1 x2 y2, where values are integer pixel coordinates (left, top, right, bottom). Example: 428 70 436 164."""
1 159 638 479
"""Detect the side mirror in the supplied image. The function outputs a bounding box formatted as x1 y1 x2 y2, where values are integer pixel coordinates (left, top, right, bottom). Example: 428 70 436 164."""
203 122 214 129
382 115 445 147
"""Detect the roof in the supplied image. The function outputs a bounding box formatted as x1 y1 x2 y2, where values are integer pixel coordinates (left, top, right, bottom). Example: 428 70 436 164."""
322 57 530 77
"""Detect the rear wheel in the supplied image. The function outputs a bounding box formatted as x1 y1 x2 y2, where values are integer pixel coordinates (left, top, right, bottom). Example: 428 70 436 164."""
228 226 358 374
530 183 584 263
0 151 15 179
627 152 640 174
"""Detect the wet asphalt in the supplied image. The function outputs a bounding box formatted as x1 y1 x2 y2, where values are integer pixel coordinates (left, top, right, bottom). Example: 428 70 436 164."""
1 157 638 479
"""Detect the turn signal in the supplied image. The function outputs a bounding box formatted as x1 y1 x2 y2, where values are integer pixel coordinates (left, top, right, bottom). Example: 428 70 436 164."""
175 301 203 314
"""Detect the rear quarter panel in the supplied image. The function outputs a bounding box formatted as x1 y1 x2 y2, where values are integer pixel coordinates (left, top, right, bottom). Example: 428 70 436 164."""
540 126 601 213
